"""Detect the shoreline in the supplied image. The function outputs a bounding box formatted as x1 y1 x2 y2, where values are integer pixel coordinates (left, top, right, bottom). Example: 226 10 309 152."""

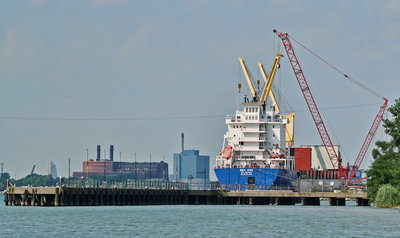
375 205 400 209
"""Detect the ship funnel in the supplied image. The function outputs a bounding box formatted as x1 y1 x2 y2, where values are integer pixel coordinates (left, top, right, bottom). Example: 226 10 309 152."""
181 133 184 153
96 145 101 161
110 145 114 161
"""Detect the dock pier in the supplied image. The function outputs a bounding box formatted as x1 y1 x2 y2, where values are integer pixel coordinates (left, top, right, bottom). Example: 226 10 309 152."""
4 183 369 207
223 190 368 206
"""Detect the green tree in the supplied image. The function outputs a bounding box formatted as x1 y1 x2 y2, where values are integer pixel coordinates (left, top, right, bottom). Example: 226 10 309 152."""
14 174 56 187
0 172 11 191
367 98 400 202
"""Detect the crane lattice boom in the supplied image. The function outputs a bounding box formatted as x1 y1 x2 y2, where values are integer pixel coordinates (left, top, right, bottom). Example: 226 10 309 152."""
273 29 345 181
349 99 388 182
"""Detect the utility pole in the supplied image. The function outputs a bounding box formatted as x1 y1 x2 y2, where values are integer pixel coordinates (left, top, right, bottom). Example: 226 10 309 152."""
103 150 106 185
149 154 152 187
0 162 4 177
204 158 207 190
86 148 89 182
134 153 137 181
162 155 165 181
119 151 122 184
68 158 70 187
175 156 178 182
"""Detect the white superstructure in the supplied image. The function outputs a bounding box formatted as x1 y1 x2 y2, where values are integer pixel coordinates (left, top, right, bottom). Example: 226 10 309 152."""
216 99 295 170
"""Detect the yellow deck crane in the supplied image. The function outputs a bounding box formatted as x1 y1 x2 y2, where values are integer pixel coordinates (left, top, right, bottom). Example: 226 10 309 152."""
238 57 259 101
258 52 283 111
258 51 295 148
238 52 295 149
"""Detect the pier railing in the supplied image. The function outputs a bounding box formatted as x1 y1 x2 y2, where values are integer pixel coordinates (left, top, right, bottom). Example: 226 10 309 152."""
220 181 367 193
59 179 220 190
61 179 189 190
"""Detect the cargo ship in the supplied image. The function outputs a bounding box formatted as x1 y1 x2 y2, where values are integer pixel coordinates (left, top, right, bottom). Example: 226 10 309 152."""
214 52 299 190
213 52 364 191
214 98 299 190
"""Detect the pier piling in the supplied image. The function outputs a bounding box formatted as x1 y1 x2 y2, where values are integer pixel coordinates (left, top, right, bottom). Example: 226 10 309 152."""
302 197 320 206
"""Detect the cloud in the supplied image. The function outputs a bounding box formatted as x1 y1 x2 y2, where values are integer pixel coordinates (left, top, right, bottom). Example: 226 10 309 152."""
382 0 400 17
85 0 128 8
29 0 51 5
0 29 39 78
365 0 400 18
384 22 400 42
116 25 160 61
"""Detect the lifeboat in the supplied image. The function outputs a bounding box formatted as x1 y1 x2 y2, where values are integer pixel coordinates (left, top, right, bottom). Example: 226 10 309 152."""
223 145 233 159
270 153 285 158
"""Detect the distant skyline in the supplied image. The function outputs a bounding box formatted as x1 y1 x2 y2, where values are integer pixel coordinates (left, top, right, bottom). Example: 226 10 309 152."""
0 1 399 180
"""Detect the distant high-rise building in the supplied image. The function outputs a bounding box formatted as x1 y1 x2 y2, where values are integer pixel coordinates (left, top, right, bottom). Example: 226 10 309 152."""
47 161 58 179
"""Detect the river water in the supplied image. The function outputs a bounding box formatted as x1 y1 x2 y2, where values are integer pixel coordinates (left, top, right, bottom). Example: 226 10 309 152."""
1 194 399 237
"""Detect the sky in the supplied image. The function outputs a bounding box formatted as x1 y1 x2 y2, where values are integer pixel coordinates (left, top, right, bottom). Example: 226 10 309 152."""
0 0 399 180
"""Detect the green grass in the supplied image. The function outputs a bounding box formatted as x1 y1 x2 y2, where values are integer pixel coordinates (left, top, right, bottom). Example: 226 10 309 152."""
374 184 400 208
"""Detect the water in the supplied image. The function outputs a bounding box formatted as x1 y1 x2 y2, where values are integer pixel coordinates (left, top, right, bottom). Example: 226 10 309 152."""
1 194 399 237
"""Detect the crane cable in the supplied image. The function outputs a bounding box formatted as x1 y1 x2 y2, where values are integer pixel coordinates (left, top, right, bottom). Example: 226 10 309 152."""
288 35 386 101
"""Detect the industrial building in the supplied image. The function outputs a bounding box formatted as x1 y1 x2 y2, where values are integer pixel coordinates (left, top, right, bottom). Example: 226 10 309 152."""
172 133 210 182
72 145 168 180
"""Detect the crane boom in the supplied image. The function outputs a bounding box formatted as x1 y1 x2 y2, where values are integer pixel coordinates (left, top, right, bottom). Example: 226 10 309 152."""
286 113 295 148
258 60 296 148
348 99 388 182
258 62 282 115
238 57 258 101
259 51 283 103
273 29 345 181
31 165 35 175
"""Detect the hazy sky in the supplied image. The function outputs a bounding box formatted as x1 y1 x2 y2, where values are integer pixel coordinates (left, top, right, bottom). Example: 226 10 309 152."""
0 0 399 180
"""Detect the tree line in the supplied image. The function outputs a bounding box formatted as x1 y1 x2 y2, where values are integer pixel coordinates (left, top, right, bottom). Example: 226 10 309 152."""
367 98 400 207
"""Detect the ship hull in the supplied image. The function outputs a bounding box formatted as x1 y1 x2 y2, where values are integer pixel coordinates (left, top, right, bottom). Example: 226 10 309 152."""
214 168 298 190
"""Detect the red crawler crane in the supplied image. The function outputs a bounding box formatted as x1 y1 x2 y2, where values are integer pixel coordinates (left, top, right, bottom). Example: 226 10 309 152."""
273 29 388 184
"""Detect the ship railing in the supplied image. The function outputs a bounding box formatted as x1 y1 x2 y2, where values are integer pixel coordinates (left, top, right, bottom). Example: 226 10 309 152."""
267 119 282 123
237 147 264 152
241 128 264 132
226 115 236 122
239 137 266 142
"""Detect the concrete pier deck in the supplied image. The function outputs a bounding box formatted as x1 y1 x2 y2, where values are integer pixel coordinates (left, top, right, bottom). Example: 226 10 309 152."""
4 183 369 207
224 190 368 206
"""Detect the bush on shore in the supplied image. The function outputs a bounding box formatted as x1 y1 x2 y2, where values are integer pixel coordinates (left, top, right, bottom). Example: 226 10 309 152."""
374 184 400 208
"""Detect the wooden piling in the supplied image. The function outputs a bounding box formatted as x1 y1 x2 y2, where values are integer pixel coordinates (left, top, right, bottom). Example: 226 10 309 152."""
55 188 59 207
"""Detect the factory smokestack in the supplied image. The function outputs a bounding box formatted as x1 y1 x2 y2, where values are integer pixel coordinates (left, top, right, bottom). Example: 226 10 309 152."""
96 145 101 161
181 133 184 153
110 145 114 161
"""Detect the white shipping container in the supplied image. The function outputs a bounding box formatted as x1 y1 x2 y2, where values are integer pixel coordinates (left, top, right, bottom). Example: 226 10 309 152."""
300 145 340 170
